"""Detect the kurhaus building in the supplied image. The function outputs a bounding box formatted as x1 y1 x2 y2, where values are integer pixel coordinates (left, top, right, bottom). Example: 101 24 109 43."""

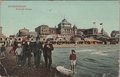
35 19 98 41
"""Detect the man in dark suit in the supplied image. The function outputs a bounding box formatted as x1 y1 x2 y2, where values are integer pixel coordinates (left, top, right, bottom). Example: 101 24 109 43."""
33 37 43 68
43 40 54 69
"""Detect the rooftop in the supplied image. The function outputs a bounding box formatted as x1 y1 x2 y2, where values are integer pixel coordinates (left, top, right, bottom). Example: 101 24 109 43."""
60 19 71 25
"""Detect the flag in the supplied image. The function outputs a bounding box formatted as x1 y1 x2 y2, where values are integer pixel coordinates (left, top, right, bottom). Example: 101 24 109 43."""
100 23 103 25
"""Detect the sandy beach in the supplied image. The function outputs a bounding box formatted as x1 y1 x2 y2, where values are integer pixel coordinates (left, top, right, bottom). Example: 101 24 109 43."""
0 47 70 77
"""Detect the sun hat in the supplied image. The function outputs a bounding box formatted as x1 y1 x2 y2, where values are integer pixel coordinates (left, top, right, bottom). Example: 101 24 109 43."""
18 44 21 47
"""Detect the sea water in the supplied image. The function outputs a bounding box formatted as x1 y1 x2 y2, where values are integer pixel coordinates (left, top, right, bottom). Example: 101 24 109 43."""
52 45 119 77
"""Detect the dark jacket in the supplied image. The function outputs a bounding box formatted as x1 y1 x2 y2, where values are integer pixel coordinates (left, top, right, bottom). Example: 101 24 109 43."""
14 41 18 47
43 43 54 56
23 43 31 57
1 46 6 52
33 42 43 54
29 42 35 52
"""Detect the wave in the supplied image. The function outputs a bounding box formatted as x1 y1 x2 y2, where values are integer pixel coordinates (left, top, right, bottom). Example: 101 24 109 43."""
83 58 98 63
91 52 108 56
76 49 96 52
99 65 111 68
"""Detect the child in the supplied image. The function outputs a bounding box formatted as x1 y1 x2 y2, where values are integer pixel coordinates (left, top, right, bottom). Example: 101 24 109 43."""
69 49 77 74
15 44 22 66
0 44 6 57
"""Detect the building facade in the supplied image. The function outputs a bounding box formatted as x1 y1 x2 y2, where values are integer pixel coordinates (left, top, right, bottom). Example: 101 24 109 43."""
57 19 74 35
35 25 50 35
35 19 99 41
111 30 120 37
84 28 98 36
49 27 56 34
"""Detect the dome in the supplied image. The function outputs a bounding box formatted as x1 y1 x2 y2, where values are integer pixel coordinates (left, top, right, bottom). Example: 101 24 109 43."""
19 28 29 32
61 19 71 25
19 28 29 36
73 25 77 29
40 25 49 27
62 19 67 22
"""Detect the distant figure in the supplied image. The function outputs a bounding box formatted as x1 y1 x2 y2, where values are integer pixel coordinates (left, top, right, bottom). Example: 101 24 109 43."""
43 40 54 69
69 50 77 73
15 44 22 66
0 44 6 57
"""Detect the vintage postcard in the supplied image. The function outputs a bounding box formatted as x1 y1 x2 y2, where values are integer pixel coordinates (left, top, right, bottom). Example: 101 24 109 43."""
0 0 119 77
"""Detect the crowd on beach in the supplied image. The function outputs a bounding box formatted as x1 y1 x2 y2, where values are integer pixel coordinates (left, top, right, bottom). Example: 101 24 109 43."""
0 37 77 73
1 37 54 69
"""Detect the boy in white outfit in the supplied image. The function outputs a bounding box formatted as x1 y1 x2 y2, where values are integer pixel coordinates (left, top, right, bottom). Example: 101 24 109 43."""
15 44 22 66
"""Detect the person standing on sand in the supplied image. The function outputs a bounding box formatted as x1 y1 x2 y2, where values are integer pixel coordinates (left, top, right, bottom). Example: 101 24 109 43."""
0 44 6 57
9 39 18 55
33 37 43 68
15 44 22 66
43 40 54 69
69 49 77 73
29 39 35 64
22 41 32 67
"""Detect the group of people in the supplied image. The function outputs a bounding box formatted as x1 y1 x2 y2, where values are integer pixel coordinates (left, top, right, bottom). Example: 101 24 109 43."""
9 37 54 69
0 37 77 73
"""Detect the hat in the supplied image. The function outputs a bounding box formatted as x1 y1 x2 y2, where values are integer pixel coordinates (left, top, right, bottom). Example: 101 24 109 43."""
18 44 21 47
31 38 36 42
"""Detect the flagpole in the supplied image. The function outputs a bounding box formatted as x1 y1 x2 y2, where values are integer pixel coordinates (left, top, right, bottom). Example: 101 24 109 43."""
100 23 103 35
93 22 96 35
93 22 96 28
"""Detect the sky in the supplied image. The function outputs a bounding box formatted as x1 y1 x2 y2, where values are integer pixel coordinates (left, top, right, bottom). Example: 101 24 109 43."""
0 1 119 36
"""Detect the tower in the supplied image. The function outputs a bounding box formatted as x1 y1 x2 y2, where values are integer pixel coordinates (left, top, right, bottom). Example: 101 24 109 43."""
0 26 2 35
73 25 77 35
0 0 3 35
